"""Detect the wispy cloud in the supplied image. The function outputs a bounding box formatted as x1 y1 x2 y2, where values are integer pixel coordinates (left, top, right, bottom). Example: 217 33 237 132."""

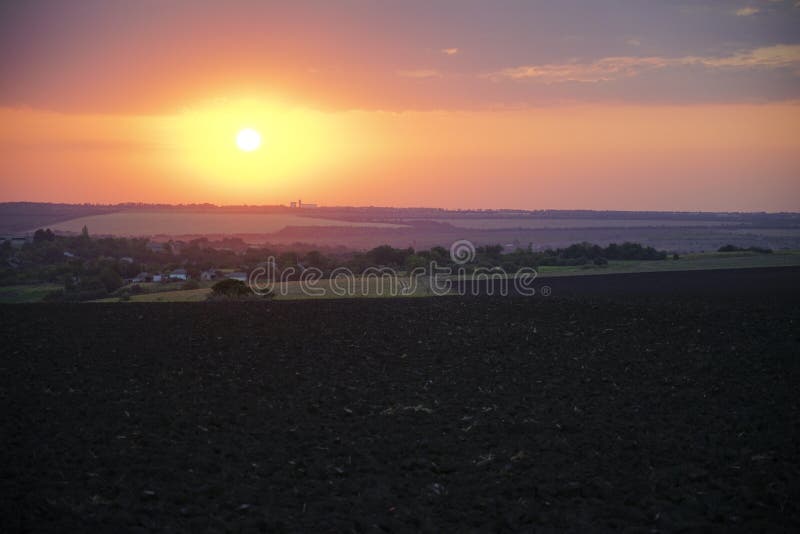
396 69 442 79
484 44 800 83
441 48 459 56
735 6 760 16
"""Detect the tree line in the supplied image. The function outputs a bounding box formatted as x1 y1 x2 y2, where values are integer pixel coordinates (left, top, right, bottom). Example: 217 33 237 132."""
0 228 671 301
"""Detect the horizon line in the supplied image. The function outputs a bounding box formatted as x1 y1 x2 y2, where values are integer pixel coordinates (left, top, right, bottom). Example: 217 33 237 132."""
0 200 798 216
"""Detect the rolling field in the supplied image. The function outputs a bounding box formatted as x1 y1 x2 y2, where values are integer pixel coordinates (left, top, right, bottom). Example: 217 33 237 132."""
2 270 798 531
536 250 800 277
430 217 733 229
42 211 406 235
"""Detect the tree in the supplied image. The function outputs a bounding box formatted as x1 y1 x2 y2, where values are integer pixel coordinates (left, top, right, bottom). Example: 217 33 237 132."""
366 245 412 267
99 267 124 292
476 244 503 260
211 279 252 297
404 254 428 271
33 228 55 243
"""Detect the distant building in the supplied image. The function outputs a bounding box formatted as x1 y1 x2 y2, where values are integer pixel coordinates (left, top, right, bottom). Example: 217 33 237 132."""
200 269 218 281
1 236 31 248
63 251 76 258
227 272 248 282
132 272 150 283
169 269 188 281
301 203 318 209
152 274 164 283
290 201 297 208
119 256 134 264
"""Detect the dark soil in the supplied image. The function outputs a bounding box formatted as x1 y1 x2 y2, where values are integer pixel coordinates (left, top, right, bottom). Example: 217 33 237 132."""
2 270 799 532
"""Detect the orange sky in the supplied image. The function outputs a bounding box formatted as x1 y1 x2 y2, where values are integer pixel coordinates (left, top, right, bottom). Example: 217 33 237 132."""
1 1 799 211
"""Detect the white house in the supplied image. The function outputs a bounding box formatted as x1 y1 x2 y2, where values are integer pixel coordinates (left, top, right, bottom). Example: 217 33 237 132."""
200 269 217 281
169 268 188 281
2 236 31 249
152 274 164 283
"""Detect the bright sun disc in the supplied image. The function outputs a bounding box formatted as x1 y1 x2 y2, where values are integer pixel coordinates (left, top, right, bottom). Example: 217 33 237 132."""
236 128 261 151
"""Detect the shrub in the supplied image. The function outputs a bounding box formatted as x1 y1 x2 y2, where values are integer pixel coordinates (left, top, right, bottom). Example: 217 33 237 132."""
208 278 274 300
210 279 252 297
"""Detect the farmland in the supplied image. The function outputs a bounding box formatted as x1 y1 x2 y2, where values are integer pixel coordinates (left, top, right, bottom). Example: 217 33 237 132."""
43 211 405 236
2 268 798 531
430 217 733 229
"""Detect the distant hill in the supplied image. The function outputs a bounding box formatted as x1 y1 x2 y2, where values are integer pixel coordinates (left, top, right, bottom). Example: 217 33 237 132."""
0 202 117 234
2 202 799 252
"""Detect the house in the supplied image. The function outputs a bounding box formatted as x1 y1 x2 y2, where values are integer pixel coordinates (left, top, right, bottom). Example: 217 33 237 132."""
132 272 150 283
2 236 31 249
200 269 217 281
227 272 248 282
169 269 188 281
152 274 164 283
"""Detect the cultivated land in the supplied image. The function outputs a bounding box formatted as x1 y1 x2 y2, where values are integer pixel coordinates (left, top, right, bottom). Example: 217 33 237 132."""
44 212 405 236
2 269 798 531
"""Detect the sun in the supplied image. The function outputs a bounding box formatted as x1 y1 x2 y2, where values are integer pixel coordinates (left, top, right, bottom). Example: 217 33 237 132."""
236 128 261 151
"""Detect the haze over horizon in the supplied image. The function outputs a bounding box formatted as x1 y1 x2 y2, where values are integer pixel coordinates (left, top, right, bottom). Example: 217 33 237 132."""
1 0 799 211
4 200 800 215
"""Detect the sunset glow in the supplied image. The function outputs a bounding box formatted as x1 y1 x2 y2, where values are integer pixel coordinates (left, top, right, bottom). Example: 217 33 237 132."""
0 1 798 210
